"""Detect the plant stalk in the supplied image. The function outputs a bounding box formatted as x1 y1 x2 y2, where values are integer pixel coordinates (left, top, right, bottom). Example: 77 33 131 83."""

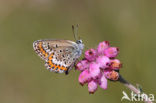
119 75 153 103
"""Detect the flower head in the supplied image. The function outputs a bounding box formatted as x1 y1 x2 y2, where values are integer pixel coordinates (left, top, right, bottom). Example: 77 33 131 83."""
76 41 121 93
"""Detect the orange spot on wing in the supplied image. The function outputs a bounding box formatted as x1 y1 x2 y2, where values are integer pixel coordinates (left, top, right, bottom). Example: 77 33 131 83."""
57 65 61 71
48 60 55 69
61 66 67 71
48 60 52 65
53 65 57 70
38 42 48 57
47 53 67 71
48 54 53 60
45 53 48 57
39 42 42 48
42 50 46 55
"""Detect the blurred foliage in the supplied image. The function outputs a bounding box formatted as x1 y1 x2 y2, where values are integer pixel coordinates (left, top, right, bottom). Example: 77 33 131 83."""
0 0 155 103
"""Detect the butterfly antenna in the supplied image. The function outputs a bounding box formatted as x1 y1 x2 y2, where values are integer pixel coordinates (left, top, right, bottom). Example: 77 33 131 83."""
72 24 79 41
72 25 76 41
75 24 79 40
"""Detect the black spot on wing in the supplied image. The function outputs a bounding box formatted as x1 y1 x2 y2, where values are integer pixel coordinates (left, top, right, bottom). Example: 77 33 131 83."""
55 44 58 48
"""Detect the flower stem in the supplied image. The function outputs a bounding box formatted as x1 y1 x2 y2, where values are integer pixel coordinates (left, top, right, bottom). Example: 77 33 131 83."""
119 75 153 103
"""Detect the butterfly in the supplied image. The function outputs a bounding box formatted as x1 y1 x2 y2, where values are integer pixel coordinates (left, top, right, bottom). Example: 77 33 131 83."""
33 25 84 74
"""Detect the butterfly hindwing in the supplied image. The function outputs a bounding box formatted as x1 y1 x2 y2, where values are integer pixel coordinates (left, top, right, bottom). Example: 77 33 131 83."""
33 40 51 60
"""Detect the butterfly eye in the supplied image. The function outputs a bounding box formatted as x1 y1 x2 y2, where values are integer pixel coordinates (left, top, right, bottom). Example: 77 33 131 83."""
77 40 82 44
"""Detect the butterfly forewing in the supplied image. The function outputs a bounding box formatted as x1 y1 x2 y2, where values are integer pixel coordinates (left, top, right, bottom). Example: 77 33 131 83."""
33 39 81 74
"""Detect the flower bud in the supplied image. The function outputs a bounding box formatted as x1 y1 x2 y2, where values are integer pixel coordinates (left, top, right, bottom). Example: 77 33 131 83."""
104 47 119 58
99 74 107 90
76 60 89 71
97 41 110 54
89 62 101 79
88 80 98 94
110 59 122 70
85 49 97 61
96 56 110 69
104 70 119 81
78 69 91 85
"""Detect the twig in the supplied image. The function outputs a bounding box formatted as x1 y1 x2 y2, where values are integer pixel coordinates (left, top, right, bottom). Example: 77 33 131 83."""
119 75 153 103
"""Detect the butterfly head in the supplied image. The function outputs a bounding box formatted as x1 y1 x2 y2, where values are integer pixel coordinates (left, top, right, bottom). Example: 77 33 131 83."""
76 39 84 53
76 39 82 44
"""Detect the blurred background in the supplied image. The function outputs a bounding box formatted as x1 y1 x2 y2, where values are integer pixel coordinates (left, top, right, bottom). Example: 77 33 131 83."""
0 0 156 103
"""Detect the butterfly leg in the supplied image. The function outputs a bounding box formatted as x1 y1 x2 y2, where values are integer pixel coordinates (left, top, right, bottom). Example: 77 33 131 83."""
65 70 69 75
65 62 75 75
74 59 79 70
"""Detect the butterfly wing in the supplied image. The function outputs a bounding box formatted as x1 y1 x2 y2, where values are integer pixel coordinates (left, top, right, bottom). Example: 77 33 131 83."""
33 40 51 60
33 39 81 74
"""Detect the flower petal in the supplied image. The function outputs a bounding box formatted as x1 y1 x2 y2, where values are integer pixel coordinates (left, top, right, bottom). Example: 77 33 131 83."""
99 74 107 90
104 70 119 81
89 62 101 79
76 60 89 71
97 41 110 54
104 47 119 58
88 80 98 94
78 69 91 85
85 49 97 61
96 56 110 69
110 59 122 70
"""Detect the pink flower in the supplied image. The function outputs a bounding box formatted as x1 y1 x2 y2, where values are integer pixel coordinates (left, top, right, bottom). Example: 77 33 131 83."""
99 74 107 90
104 70 119 81
78 69 91 85
88 80 98 94
76 41 122 93
85 49 97 61
89 62 101 79
104 47 119 58
110 59 122 70
97 41 110 54
103 70 110 79
96 56 110 69
76 60 89 71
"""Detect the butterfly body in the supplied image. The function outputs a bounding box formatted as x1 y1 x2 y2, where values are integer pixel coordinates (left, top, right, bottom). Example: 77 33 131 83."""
33 39 84 74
